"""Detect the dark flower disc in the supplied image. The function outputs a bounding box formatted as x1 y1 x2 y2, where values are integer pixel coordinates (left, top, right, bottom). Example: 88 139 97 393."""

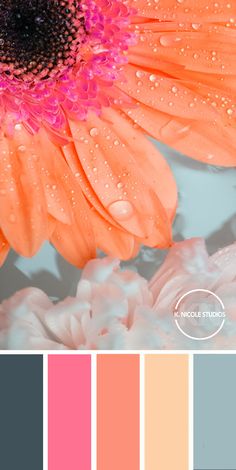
0 0 84 80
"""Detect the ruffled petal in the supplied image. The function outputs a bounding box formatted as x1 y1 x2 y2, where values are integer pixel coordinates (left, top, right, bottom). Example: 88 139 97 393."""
210 243 236 289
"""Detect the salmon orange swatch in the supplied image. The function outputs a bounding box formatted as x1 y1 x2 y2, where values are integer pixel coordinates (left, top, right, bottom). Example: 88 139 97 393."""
97 354 140 470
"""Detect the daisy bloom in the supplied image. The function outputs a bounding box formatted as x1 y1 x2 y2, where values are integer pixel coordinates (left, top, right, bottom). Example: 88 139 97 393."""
0 238 236 350
0 0 236 267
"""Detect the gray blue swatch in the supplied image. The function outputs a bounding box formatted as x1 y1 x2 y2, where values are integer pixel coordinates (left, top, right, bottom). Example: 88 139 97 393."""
194 354 236 470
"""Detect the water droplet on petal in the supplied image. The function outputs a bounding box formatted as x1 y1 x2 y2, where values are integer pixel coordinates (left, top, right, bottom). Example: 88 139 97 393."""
160 35 181 47
89 127 99 137
136 70 144 78
149 74 157 82
108 200 134 221
18 145 26 152
192 23 201 30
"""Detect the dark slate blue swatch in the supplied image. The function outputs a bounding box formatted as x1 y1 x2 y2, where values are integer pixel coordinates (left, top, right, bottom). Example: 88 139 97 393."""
194 354 236 470
0 355 43 470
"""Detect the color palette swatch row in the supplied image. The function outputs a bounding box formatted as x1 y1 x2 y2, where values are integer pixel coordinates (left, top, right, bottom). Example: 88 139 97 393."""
0 354 236 470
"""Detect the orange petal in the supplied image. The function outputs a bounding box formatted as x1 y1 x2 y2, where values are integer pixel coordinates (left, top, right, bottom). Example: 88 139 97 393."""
63 142 141 259
0 230 10 266
69 112 172 247
38 131 74 225
101 107 177 221
129 25 236 77
129 0 236 21
50 166 96 267
118 64 218 122
0 125 48 256
123 102 236 166
62 141 120 228
90 209 139 260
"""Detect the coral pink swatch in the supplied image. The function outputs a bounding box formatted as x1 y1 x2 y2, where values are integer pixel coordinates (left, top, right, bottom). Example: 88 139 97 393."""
48 355 91 470
97 355 140 470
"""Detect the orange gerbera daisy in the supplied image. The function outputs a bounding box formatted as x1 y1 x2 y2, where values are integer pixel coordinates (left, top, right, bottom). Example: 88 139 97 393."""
0 0 236 267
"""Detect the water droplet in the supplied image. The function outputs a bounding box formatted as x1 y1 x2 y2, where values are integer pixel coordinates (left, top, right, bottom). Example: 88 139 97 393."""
149 74 157 82
136 70 144 78
89 127 99 137
108 200 134 221
18 145 26 152
160 35 181 47
192 23 201 30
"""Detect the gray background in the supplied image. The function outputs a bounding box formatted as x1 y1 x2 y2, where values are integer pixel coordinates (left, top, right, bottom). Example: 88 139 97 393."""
194 355 236 470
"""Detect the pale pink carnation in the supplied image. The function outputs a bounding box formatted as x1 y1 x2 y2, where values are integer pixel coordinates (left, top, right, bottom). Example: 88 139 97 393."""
0 238 236 349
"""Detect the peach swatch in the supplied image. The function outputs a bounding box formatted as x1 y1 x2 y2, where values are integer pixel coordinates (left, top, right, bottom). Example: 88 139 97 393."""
145 354 189 470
